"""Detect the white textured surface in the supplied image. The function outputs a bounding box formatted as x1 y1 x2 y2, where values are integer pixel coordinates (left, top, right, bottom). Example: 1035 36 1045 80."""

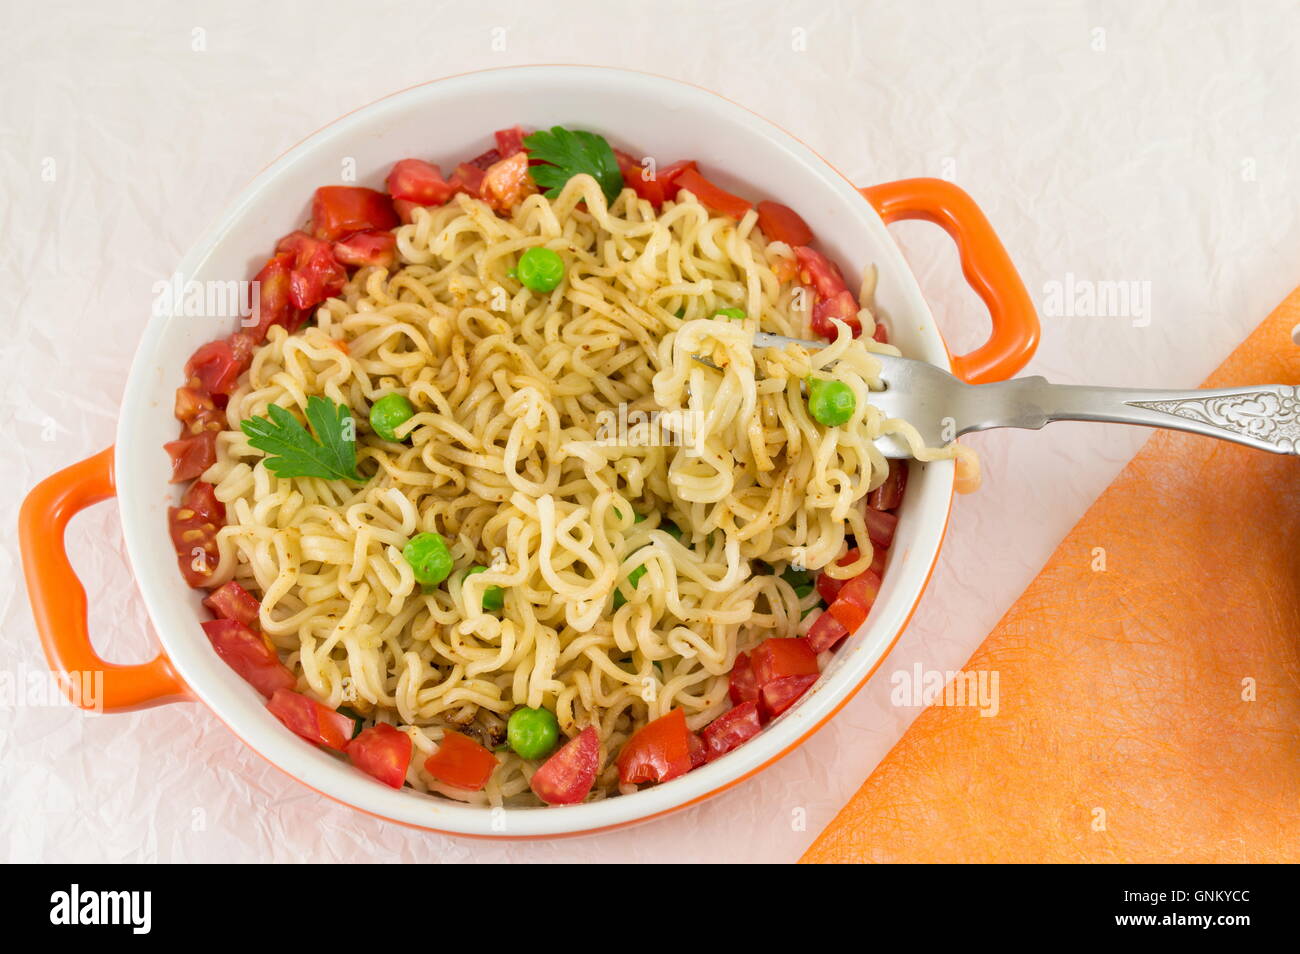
3 0 1298 863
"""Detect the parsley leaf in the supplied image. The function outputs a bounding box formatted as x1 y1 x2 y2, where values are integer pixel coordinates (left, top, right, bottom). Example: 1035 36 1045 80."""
523 126 624 205
240 395 362 482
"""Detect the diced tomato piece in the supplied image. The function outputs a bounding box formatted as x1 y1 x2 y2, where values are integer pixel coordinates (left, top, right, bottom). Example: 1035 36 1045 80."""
248 251 303 342
793 246 863 338
793 245 848 299
530 726 600 805
202 580 260 628
811 289 863 339
168 481 224 587
164 430 217 483
700 702 763 760
276 231 348 310
868 459 908 511
466 148 501 171
449 162 486 198
870 546 887 576
332 229 397 268
616 709 693 786
872 321 890 344
756 201 814 246
424 731 498 791
750 638 819 687
674 167 753 219
480 153 536 213
688 731 708 769
815 549 861 605
202 619 295 698
805 609 850 653
347 724 413 789
760 673 818 719
728 651 759 704
494 126 527 158
385 159 457 207
267 688 353 751
311 186 398 242
865 508 899 548
184 339 245 396
828 569 882 631
616 153 699 208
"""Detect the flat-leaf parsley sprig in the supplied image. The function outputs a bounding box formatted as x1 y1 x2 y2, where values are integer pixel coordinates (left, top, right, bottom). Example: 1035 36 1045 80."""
523 126 624 205
240 395 363 482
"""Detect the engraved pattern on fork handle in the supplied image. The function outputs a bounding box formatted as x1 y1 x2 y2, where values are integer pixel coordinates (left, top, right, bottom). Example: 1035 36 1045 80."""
1123 386 1300 453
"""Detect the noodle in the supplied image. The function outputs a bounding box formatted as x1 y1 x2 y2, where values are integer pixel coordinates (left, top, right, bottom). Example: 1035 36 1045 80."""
198 173 963 805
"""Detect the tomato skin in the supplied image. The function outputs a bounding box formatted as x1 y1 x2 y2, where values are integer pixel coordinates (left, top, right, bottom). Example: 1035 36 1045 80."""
674 167 753 219
617 709 693 785
530 726 600 805
164 430 217 483
332 229 397 268
760 673 818 719
423 731 498 791
750 637 819 686
168 481 223 587
701 701 763 760
805 609 850 654
267 688 353 750
348 724 413 789
202 619 295 698
202 581 260 628
494 125 527 157
828 569 882 631
311 186 398 242
865 508 899 548
728 651 759 704
868 459 908 511
276 231 348 310
385 159 457 206
688 731 708 769
872 321 890 344
480 153 535 213
756 201 814 246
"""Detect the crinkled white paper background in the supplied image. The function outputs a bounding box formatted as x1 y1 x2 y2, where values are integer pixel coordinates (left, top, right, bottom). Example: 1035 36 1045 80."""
3 0 1299 863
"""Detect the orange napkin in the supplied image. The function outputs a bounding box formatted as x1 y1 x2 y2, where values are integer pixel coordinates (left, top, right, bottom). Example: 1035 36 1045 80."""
802 290 1300 863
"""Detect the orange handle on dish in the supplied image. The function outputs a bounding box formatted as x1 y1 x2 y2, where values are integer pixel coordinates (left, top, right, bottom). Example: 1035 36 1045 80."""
860 178 1039 384
19 446 188 712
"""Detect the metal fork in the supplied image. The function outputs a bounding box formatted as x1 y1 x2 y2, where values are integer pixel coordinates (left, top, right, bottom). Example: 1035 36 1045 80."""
696 331 1300 459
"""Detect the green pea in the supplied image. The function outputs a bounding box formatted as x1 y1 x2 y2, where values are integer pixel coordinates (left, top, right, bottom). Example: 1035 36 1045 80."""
370 393 415 442
612 563 648 609
403 532 453 587
806 377 856 427
466 565 505 611
714 307 746 321
508 706 560 760
516 247 565 293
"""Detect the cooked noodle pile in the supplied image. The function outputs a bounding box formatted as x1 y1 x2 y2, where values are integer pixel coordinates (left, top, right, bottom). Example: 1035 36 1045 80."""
201 174 961 804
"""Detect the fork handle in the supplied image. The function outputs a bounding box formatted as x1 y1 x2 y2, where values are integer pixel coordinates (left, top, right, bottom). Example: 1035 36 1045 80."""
961 377 1300 455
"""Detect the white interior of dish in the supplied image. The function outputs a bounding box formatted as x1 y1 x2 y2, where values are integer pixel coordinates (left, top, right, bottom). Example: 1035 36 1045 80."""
115 66 955 837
